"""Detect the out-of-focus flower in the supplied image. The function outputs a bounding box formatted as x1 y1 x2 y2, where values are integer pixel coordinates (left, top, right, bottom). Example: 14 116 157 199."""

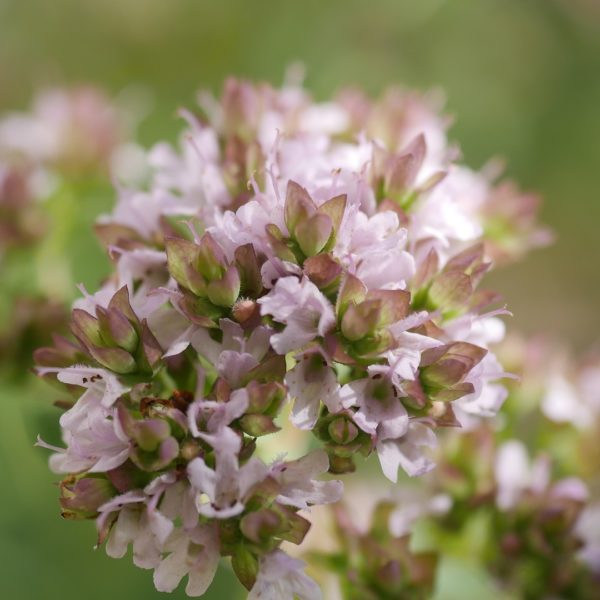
423 426 597 598
0 162 47 254
0 295 69 371
0 86 129 175
306 500 438 599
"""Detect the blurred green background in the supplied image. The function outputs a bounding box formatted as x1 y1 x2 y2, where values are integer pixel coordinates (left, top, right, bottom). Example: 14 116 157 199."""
0 1 598 598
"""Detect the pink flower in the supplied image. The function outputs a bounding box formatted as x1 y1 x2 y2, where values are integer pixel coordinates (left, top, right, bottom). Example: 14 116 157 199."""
285 351 342 429
0 86 126 172
187 427 269 519
376 422 438 482
494 441 588 510
339 376 409 441
270 450 343 509
153 525 220 597
258 276 335 354
36 367 130 473
249 550 322 600
342 210 415 290
190 319 272 387
99 491 173 569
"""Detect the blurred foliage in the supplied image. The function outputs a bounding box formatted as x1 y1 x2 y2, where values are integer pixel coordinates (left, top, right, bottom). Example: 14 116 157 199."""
0 0 598 598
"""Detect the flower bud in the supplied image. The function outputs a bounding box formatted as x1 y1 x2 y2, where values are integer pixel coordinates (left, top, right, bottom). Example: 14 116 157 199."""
130 436 179 472
103 308 139 353
317 194 346 242
328 454 356 474
71 309 104 348
180 439 202 462
284 180 314 237
238 414 280 437
328 416 359 445
240 508 284 544
88 345 137 374
265 224 298 263
196 232 228 280
234 243 262 298
33 334 85 368
341 300 381 341
206 264 241 307
304 253 342 293
274 506 312 545
295 212 333 257
138 320 163 373
59 475 115 519
420 342 487 398
336 274 367 317
232 299 258 324
231 545 259 591
165 236 206 295
132 418 171 451
428 270 472 311
245 380 285 414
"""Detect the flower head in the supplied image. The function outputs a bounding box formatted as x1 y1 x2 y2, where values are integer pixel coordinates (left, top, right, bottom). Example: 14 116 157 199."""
31 76 549 598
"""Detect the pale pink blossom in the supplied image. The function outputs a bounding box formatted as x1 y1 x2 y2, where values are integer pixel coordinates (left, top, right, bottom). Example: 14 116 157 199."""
376 422 438 482
270 450 343 509
495 440 588 511
249 550 321 600
258 277 335 354
285 351 342 429
153 525 220 596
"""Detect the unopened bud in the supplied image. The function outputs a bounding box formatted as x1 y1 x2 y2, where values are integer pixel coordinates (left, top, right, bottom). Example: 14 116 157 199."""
232 299 258 324
328 454 356 474
59 475 115 519
89 345 137 374
214 378 232 402
180 440 202 462
240 508 284 544
231 544 259 591
295 213 333 257
239 414 280 437
207 265 241 307
328 417 359 445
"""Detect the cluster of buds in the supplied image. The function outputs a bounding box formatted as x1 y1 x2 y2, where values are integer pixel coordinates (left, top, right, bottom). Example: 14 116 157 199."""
34 77 548 598
493 334 600 477
491 440 594 597
390 335 600 597
303 424 599 599
428 427 598 598
309 501 438 599
67 286 163 376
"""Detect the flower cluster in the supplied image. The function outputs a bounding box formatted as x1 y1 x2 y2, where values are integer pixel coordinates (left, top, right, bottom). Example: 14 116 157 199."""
0 85 134 256
34 78 546 597
310 500 438 600
311 335 600 599
434 427 596 598
308 426 598 599
0 86 134 371
0 86 128 176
